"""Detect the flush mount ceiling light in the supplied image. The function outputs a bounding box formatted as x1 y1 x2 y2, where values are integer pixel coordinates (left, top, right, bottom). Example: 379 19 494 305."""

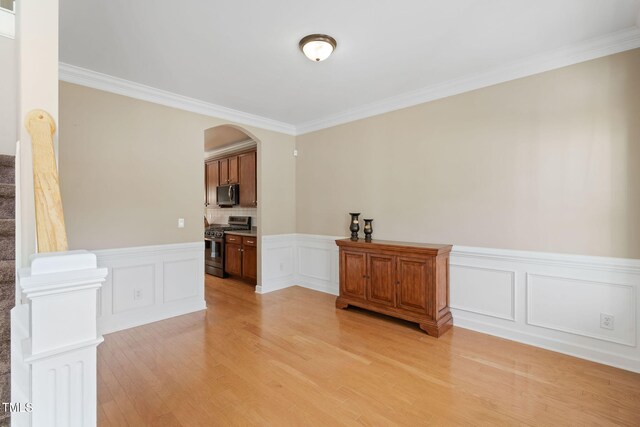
299 34 337 62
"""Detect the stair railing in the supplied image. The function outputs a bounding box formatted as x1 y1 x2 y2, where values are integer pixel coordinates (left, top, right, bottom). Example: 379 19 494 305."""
24 109 68 252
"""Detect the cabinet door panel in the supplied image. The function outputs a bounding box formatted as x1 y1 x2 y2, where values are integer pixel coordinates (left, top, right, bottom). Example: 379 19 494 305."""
228 156 239 184
238 151 256 207
242 245 257 283
397 257 432 315
206 161 219 206
367 254 395 307
220 159 229 184
341 251 366 300
225 243 242 276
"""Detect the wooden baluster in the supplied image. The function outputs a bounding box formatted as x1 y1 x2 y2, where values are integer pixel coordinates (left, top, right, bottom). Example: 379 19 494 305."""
24 109 69 252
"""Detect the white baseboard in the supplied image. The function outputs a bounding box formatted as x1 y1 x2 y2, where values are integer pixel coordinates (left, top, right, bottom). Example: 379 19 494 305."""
453 314 639 373
98 298 206 334
93 242 207 335
255 276 295 295
260 234 640 372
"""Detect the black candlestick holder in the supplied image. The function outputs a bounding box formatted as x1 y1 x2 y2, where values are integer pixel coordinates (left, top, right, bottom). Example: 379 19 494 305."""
363 219 373 241
349 213 360 241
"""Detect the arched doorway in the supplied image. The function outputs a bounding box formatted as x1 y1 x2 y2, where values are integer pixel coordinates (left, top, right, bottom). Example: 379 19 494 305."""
203 124 262 288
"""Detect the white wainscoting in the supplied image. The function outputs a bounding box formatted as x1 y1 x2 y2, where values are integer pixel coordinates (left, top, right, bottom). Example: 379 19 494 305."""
260 234 640 372
259 234 341 295
94 242 207 334
258 234 297 294
296 234 341 295
449 246 640 373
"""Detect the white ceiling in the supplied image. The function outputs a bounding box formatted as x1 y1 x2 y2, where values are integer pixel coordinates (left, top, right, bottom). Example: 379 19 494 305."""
59 0 640 134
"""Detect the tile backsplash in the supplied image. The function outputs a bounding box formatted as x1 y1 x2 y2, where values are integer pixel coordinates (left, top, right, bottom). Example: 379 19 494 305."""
205 207 257 226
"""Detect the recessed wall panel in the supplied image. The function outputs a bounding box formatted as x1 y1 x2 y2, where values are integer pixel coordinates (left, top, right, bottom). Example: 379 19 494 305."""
164 259 198 302
112 264 154 313
298 246 331 281
527 274 635 346
450 265 515 321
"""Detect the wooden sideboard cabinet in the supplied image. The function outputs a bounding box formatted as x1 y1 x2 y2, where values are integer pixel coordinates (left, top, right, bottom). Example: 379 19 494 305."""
335 238 453 337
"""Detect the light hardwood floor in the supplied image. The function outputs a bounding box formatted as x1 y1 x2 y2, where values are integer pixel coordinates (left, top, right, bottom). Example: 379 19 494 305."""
98 275 640 426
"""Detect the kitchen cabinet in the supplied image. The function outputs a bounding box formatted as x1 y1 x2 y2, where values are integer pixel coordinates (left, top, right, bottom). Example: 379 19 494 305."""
225 234 256 284
220 156 238 185
205 149 257 207
224 235 242 276
238 151 257 207
335 239 453 337
205 160 219 207
241 237 257 282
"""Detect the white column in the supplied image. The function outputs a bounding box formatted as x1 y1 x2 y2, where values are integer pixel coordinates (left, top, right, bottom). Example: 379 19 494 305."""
17 251 107 427
16 0 59 267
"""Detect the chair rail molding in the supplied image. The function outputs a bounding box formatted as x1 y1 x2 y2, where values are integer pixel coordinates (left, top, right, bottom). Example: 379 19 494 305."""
13 250 108 427
260 234 640 373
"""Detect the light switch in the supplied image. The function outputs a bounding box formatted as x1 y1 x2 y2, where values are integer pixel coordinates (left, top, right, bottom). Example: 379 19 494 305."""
178 218 185 228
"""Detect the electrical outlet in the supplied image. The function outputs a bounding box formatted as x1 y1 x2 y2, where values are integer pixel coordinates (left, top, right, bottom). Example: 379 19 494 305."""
178 218 185 228
600 313 614 330
134 289 143 301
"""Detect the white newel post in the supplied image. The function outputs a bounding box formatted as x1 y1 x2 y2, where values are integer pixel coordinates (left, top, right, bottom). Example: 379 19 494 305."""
16 251 107 426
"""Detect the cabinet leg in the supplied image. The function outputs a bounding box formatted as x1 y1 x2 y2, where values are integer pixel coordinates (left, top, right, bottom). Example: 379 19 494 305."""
419 323 440 337
419 315 453 338
335 298 348 309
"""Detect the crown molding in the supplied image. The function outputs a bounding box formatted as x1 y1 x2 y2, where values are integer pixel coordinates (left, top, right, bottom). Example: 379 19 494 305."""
60 25 640 137
58 62 297 135
205 138 256 159
295 26 640 135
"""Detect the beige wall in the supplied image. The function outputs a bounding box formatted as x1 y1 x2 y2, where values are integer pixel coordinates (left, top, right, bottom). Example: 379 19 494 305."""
0 36 15 155
59 48 640 258
296 49 640 259
59 82 295 250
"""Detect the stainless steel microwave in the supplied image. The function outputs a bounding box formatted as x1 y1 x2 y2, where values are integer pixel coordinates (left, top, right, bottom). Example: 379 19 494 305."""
216 184 239 206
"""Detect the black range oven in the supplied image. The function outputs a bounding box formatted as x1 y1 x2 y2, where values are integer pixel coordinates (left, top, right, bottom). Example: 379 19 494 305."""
204 237 224 277
204 216 251 277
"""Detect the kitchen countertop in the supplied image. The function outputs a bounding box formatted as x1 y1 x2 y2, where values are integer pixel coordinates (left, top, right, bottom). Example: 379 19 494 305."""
225 229 257 237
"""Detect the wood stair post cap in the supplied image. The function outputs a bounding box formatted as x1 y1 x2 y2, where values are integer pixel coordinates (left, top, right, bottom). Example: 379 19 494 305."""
24 110 56 135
